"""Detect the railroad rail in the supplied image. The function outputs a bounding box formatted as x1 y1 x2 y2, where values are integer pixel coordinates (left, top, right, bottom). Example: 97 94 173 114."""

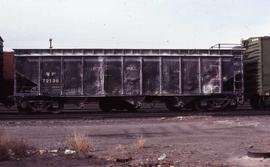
0 102 269 120
0 109 269 120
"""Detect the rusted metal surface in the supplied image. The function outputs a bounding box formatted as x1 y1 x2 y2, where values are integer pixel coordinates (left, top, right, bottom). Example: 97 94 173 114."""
1 51 15 97
0 36 3 53
0 36 3 98
14 48 243 97
3 51 14 81
0 39 14 101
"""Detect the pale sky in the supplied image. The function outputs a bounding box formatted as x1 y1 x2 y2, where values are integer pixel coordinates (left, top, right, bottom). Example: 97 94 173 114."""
0 0 270 49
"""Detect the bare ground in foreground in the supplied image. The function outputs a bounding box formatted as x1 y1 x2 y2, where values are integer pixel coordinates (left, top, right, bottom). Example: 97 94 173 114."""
0 114 269 166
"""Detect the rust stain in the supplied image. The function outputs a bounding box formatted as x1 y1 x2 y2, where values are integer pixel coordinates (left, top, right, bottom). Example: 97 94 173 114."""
3 51 14 81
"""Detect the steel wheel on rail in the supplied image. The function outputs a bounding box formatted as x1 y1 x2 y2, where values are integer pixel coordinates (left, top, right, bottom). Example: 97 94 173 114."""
165 97 183 111
122 97 144 112
257 97 267 110
194 99 208 112
250 97 260 110
195 98 230 112
99 99 112 112
224 98 238 111
250 97 266 110
16 101 32 114
49 101 64 114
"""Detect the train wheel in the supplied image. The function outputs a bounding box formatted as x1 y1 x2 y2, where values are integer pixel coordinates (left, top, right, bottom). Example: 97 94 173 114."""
17 101 32 114
26 100 52 113
250 97 266 110
194 99 208 112
195 98 230 112
258 98 267 110
99 99 112 112
226 103 238 111
17 106 28 114
250 97 260 109
165 97 183 111
126 105 138 112
2 97 15 108
122 97 144 112
225 99 238 111
165 104 179 111
49 101 63 114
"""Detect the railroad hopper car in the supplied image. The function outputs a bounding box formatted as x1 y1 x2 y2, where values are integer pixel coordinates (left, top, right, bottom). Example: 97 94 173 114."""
14 48 244 113
243 37 270 109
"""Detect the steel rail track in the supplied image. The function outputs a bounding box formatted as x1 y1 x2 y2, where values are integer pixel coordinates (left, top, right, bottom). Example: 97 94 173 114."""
0 108 269 120
0 102 268 120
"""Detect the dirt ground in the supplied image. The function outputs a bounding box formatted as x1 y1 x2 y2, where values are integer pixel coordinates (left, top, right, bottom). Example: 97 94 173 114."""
0 115 270 166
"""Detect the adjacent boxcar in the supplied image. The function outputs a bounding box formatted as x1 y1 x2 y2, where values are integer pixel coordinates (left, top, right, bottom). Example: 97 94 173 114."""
2 51 15 103
243 36 270 109
0 36 3 53
0 36 15 106
0 36 4 102
14 48 244 113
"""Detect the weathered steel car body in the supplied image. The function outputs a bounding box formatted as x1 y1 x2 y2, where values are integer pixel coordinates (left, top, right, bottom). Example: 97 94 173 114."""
14 48 244 112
